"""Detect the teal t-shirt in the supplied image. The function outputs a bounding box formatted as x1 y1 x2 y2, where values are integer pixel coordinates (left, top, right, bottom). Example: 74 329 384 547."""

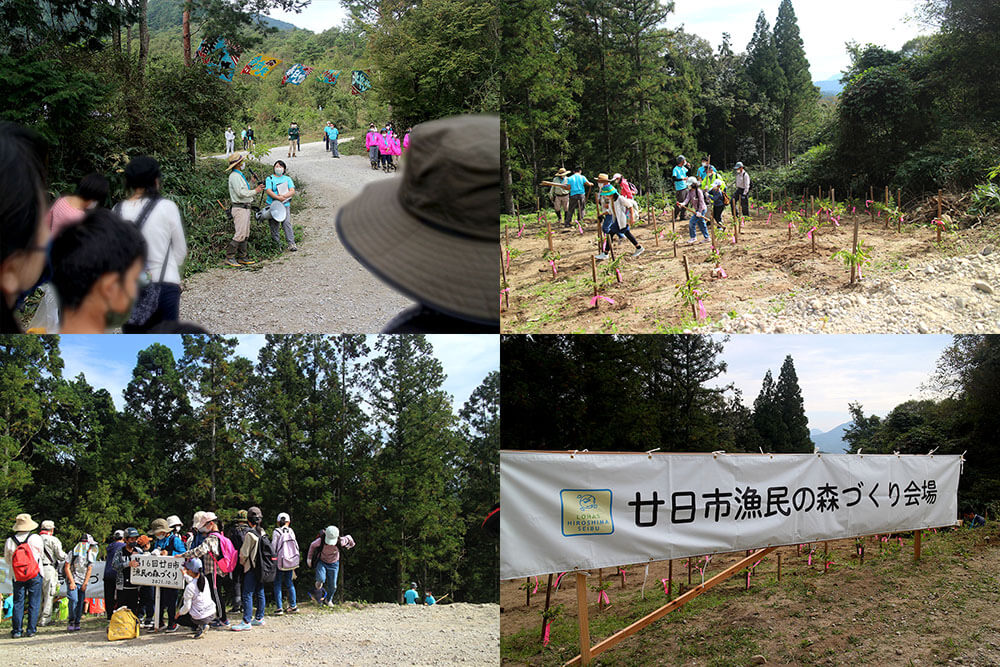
265 174 295 207
566 173 588 196
672 165 689 191
404 589 418 604
425 595 436 605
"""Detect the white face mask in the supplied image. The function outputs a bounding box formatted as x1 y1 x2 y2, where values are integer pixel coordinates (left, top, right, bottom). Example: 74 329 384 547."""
275 167 285 175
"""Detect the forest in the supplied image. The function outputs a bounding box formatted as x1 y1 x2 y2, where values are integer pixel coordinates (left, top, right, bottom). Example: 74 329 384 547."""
500 0 1000 212
0 334 499 604
501 334 1000 516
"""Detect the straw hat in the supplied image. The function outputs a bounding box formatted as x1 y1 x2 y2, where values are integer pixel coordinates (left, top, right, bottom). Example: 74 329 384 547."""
596 173 611 183
554 168 570 177
226 152 248 171
12 513 37 532
335 115 498 326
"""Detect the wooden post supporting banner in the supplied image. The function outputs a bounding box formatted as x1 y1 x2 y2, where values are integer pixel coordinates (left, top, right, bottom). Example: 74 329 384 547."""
154 586 161 632
914 530 922 561
687 557 692 585
526 577 531 606
540 574 554 642
564 548 778 667
576 573 591 666
667 560 673 599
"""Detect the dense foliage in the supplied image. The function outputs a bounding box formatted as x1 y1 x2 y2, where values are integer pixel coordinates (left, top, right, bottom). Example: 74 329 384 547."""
0 335 499 604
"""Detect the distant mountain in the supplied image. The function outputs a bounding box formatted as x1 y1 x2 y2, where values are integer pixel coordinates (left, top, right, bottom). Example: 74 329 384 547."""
814 78 844 97
148 0 300 33
811 422 852 453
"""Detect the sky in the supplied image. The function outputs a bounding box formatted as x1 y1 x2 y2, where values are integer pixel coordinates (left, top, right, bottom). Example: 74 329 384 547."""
706 335 953 433
671 0 931 80
57 334 498 415
265 0 348 32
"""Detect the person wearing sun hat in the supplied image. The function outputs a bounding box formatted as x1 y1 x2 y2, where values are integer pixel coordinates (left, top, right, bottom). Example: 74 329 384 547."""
593 173 617 261
150 518 186 631
225 151 265 267
549 167 571 227
336 114 498 333
64 533 98 632
176 510 230 628
4 513 44 638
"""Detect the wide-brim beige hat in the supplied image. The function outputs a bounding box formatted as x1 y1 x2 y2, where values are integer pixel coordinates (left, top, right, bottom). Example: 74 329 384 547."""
336 114 498 326
12 513 37 532
148 518 170 535
596 173 610 183
226 152 248 171
555 168 570 177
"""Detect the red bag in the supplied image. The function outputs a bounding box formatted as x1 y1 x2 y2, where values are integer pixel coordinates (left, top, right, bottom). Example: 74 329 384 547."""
11 536 39 582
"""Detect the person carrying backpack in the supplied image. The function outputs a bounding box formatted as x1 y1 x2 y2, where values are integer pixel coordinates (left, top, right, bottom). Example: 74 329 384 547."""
4 513 44 638
232 506 272 631
64 534 98 631
175 511 231 629
150 518 186 632
224 510 251 613
271 512 299 615
306 525 355 607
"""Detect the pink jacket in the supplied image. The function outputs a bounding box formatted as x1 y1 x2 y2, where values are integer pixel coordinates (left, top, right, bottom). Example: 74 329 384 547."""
389 136 402 156
365 130 380 149
377 134 390 155
402 132 410 152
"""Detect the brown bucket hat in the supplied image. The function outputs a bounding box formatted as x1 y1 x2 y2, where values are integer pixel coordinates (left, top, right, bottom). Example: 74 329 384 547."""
336 114 499 326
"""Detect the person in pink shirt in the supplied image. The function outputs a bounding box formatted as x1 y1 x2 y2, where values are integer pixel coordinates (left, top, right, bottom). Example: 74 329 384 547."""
45 173 109 238
402 127 412 153
364 123 380 170
377 128 392 172
388 132 402 171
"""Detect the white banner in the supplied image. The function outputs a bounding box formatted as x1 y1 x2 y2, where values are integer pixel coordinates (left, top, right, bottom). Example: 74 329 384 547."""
130 554 185 589
500 451 962 580
0 561 106 598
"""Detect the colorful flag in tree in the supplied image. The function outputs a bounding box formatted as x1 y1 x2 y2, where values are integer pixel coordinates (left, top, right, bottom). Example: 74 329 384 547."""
350 69 372 95
195 37 241 83
241 54 282 78
318 69 340 85
281 63 313 86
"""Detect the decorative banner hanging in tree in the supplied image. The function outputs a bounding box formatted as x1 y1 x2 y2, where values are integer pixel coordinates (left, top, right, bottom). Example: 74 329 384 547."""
350 69 372 95
195 37 241 83
318 69 340 86
241 54 282 78
499 451 962 580
280 63 313 86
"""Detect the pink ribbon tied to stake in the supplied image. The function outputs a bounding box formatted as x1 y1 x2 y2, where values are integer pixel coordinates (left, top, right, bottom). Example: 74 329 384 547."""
660 578 670 595
499 288 510 306
590 295 615 307
549 260 557 277
806 226 816 240
598 590 611 607
543 622 551 646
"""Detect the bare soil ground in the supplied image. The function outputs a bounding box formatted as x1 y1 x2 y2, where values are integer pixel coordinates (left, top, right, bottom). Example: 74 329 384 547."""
500 524 1000 666
500 205 999 334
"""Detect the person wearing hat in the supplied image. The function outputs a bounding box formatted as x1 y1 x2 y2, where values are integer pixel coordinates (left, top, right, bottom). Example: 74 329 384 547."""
150 518 186 631
111 527 146 618
64 533 98 631
403 581 419 605
113 155 188 332
224 509 251 612
246 125 255 152
365 123 381 169
264 160 297 252
175 511 230 628
306 525 355 607
733 161 751 218
175 558 216 638
4 513 44 637
271 512 299 615
336 114 499 333
592 173 616 259
565 166 592 229
672 155 690 220
708 179 728 233
103 529 125 619
225 152 265 267
680 177 710 243
377 127 393 172
548 168 571 227
233 506 266 630
37 519 66 627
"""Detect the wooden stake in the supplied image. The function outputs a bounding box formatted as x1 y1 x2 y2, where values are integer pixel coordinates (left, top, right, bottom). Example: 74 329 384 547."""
897 188 901 210
576 573 591 666
673 237 677 258
914 530 922 561
541 573 553 642
499 246 510 310
564 548 777 667
667 560 673 600
591 255 598 302
777 553 781 581
831 188 835 206
547 217 553 253
687 557 692 585
851 216 860 285
937 189 943 217
682 256 696 319
526 577 531 606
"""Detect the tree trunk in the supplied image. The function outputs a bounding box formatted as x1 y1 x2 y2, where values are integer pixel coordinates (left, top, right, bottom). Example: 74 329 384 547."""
112 0 122 55
183 2 192 67
187 134 197 165
210 360 217 507
126 25 132 58
500 121 514 214
138 0 149 81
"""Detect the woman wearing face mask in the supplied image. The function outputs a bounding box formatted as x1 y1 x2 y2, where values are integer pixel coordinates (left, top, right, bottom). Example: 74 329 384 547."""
264 160 297 251
0 122 50 333
46 173 110 238
113 156 188 333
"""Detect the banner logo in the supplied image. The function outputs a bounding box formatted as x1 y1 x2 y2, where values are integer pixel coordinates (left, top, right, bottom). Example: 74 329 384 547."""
561 489 614 536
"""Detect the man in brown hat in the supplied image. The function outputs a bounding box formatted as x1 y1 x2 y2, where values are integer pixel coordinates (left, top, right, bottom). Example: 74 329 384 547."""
4 513 44 637
226 152 265 267
336 114 498 333
549 168 571 227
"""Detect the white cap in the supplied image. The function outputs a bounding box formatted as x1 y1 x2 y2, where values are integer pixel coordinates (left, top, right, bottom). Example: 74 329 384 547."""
712 179 725 189
324 525 340 545
166 515 182 529
277 512 290 524
611 173 621 181
686 177 699 187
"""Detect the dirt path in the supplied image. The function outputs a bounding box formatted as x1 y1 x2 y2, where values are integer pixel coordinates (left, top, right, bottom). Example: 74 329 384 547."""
1 602 499 666
181 140 412 333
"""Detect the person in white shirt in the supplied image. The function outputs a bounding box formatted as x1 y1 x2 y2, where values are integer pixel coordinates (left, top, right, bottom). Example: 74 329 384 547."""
733 162 751 217
224 127 235 155
271 512 299 615
175 558 216 638
4 513 45 637
114 156 188 332
37 519 66 627
595 190 644 260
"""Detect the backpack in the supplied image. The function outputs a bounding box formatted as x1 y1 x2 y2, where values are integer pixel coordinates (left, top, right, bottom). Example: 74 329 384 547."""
274 528 300 570
722 191 731 206
11 535 39 582
107 607 140 641
254 528 277 584
209 531 238 574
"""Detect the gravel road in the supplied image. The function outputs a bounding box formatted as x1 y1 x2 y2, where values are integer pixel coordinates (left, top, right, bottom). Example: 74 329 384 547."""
180 140 413 333
0 602 499 666
692 245 1000 333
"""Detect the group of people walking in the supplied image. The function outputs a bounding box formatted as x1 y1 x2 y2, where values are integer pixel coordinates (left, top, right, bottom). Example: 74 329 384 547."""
546 156 753 251
4 510 356 639
364 123 410 172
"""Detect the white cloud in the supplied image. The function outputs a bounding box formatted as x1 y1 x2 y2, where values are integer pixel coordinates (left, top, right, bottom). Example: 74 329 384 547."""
59 338 134 410
426 334 499 412
264 0 348 33
233 334 267 364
